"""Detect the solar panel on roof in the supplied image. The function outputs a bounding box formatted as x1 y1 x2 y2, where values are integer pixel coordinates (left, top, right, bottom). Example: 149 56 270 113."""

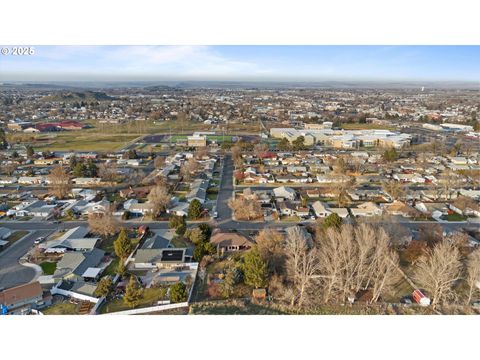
161 249 183 261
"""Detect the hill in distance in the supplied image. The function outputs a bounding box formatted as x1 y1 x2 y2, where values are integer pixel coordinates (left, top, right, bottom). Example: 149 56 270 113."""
40 90 116 102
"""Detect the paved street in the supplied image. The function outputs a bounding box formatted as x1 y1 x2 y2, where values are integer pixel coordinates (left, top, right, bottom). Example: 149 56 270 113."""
0 229 52 288
215 154 234 224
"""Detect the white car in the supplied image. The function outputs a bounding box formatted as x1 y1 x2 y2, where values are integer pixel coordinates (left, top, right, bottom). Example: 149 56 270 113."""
34 236 45 244
213 211 218 219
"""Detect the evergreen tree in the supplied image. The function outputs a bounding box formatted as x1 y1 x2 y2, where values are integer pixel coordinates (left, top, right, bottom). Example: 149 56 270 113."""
124 276 143 308
113 229 133 259
323 213 343 230
0 128 8 149
383 147 398 162
94 276 113 298
170 282 188 303
188 199 203 219
243 247 268 289
26 145 34 158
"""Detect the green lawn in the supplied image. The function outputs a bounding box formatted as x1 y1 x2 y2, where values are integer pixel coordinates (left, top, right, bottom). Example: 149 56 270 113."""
103 257 120 276
341 123 396 131
100 287 168 313
443 213 467 221
6 230 29 245
206 193 218 201
40 261 57 275
43 302 79 315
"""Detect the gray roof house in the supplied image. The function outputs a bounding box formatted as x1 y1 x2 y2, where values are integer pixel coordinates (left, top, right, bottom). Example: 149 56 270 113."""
53 248 105 281
187 179 209 204
41 226 99 252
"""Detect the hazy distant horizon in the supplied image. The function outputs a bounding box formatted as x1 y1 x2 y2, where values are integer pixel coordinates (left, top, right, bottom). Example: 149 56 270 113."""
1 46 480 84
1 79 479 91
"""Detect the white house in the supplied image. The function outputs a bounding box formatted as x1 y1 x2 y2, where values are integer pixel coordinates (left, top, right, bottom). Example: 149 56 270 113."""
350 202 383 217
312 201 332 218
273 186 297 201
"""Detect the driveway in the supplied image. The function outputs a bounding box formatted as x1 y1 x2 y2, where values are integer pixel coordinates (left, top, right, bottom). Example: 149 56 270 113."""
0 229 52 289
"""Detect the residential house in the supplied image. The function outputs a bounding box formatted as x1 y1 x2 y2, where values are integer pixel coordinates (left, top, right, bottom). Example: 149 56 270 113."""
53 248 106 282
312 201 331 218
415 202 449 219
72 177 102 186
209 231 255 254
273 186 297 201
350 202 383 217
167 202 189 217
133 248 193 269
383 200 420 218
0 227 12 240
187 179 209 204
41 226 99 252
0 282 49 314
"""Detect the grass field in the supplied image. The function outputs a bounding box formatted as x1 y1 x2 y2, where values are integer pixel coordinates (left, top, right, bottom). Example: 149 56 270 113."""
43 302 79 315
32 133 139 152
341 123 396 131
40 261 57 275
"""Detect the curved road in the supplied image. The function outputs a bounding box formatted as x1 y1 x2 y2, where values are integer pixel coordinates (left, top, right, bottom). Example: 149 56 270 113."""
0 230 51 288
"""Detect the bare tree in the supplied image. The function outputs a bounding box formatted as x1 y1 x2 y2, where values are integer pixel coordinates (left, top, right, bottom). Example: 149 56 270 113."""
254 143 268 154
330 176 354 207
98 163 118 183
194 147 208 160
438 168 459 200
3 163 16 176
48 165 71 199
418 223 444 248
228 195 263 221
412 240 462 308
153 156 165 169
382 180 405 201
464 249 480 305
88 208 120 237
255 228 285 274
180 158 200 181
315 223 400 304
147 183 171 217
285 227 320 307
231 145 243 168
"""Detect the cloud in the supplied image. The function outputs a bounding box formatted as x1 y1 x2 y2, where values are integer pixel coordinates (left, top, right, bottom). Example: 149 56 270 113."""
0 45 271 80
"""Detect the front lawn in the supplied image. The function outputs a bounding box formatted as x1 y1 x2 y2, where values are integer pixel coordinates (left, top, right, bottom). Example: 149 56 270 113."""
443 213 467 222
40 261 57 275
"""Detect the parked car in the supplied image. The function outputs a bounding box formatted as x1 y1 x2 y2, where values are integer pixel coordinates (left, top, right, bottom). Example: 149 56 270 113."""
34 236 45 244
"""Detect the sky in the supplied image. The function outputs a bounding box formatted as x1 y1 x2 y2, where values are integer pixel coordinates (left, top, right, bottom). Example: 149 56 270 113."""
0 45 479 82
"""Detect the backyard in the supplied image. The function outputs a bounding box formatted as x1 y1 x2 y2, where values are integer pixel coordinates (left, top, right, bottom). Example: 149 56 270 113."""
100 287 168 314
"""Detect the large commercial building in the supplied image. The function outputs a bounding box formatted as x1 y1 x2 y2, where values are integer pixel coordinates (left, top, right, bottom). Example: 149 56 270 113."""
270 127 412 149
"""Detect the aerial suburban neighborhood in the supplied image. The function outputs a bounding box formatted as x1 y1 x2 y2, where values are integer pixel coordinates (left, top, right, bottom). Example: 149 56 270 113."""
0 82 479 315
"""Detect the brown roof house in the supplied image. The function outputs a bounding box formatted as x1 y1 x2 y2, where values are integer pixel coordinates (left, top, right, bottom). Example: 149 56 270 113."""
209 231 255 254
0 281 50 314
